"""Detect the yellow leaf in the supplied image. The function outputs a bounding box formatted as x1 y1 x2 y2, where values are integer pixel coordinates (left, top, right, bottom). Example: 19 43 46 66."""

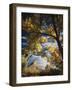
40 36 47 43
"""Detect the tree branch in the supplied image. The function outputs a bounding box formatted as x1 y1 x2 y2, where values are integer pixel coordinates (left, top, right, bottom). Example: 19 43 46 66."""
22 29 57 40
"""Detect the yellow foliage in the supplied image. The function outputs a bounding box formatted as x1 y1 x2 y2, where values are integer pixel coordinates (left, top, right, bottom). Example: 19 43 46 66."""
55 51 59 58
30 24 34 29
51 48 61 63
34 43 42 52
28 17 32 22
52 32 56 37
48 46 56 53
23 64 40 75
40 36 47 43
47 25 56 37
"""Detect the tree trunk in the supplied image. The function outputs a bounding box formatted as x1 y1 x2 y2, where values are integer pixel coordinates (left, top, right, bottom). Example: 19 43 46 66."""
56 38 63 58
51 15 63 59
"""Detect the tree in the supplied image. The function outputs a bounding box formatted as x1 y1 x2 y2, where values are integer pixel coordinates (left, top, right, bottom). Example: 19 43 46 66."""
22 14 63 59
51 15 63 58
